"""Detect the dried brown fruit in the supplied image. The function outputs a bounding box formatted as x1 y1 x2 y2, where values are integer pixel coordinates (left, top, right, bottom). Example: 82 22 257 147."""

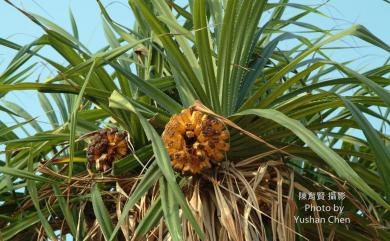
162 108 230 174
87 128 130 172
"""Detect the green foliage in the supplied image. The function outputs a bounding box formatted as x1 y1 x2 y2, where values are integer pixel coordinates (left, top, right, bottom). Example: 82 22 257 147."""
0 0 389 240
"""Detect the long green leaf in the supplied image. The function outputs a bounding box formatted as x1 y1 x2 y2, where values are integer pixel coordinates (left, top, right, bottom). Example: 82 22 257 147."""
91 184 116 241
108 163 161 241
133 0 208 106
26 145 57 240
193 0 220 112
241 25 390 110
160 177 182 241
342 98 390 198
52 185 78 237
133 198 163 239
217 0 239 115
0 166 58 184
68 60 97 180
234 109 390 209
109 91 204 239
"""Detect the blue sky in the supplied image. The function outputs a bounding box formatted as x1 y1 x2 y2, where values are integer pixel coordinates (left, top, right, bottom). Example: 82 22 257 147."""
0 0 389 132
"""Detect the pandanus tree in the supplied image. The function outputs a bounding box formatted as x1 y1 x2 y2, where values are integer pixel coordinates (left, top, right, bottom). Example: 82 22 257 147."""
1 0 390 240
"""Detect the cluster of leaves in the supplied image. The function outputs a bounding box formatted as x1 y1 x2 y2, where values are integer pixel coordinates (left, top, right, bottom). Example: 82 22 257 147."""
0 0 389 240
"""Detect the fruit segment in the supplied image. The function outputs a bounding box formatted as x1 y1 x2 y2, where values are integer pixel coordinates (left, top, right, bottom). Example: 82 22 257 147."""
87 128 130 172
162 108 230 174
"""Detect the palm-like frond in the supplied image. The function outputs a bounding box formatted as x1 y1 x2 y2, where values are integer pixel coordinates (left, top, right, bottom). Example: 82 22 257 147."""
1 0 389 240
